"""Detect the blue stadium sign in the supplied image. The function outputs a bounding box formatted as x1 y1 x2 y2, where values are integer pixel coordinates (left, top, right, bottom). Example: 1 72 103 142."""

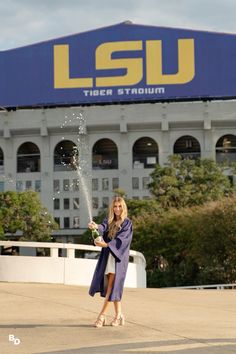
1 22 236 108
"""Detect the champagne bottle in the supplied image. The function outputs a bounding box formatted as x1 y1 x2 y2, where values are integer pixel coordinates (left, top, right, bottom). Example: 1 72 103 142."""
91 228 100 240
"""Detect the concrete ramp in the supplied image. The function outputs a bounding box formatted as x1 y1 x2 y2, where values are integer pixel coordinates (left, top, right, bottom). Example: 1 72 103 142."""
0 282 236 353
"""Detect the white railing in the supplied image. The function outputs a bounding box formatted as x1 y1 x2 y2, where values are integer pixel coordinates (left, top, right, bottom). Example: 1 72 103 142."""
168 284 236 290
0 241 146 288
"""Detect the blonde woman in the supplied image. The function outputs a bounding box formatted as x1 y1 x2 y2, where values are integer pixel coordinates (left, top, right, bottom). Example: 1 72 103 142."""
88 196 133 328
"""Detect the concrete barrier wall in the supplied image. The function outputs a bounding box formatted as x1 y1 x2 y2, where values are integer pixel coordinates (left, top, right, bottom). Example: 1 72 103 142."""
0 241 146 288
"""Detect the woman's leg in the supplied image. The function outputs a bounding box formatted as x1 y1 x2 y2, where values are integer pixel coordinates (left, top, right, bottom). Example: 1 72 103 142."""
113 300 122 317
94 273 115 327
111 300 125 326
98 273 115 316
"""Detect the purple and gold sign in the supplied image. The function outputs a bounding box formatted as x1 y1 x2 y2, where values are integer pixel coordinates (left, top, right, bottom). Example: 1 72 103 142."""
1 22 236 108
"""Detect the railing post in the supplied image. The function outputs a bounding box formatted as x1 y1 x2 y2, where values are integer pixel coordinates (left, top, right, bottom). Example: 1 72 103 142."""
67 248 75 258
50 247 58 257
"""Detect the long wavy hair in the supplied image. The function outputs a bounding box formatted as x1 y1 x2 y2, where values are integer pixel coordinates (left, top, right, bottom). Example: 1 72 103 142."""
107 196 128 239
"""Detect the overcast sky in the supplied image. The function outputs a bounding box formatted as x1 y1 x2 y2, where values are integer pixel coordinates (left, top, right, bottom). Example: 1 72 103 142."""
1 0 236 50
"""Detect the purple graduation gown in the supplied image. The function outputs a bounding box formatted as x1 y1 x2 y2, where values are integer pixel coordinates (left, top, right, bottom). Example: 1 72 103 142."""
89 217 133 301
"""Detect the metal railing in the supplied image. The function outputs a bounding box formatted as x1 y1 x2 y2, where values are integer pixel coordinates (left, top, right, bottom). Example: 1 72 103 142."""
168 284 236 290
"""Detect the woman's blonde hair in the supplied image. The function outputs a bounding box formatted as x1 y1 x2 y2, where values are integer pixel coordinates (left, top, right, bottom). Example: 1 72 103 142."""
107 196 128 239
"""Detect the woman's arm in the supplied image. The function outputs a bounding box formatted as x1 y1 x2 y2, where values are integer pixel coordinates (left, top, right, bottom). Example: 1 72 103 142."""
88 219 109 247
94 239 108 248
88 218 108 236
97 218 108 236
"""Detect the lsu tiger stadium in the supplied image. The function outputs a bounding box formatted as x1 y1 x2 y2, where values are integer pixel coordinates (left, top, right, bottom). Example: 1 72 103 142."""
1 21 236 241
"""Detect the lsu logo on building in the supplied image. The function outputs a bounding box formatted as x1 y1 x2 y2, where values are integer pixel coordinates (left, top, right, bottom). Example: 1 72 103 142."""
53 39 195 89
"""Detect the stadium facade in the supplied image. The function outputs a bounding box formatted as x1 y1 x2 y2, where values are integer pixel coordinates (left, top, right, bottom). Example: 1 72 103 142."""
1 21 236 241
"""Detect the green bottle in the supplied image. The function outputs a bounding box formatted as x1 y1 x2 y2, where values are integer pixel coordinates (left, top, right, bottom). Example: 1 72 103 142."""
91 228 100 240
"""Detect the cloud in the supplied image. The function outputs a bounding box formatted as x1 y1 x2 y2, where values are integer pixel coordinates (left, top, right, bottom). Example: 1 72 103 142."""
1 0 236 50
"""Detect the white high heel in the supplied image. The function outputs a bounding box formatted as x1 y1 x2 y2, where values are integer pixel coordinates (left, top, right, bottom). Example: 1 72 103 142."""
111 314 125 326
94 314 106 328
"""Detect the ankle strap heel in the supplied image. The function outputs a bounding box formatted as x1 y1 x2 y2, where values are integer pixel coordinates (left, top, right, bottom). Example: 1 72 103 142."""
94 314 106 328
111 314 125 326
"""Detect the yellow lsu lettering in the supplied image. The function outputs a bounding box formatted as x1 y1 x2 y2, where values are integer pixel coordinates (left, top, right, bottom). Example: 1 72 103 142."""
54 39 195 89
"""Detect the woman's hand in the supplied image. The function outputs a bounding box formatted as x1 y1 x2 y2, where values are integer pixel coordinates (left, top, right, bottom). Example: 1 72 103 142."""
88 221 98 230
94 240 108 248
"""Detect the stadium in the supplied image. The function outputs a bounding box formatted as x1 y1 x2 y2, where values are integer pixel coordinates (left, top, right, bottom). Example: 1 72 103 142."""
1 21 236 242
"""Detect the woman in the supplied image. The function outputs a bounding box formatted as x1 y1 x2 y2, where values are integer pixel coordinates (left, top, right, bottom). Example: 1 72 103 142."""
88 196 133 328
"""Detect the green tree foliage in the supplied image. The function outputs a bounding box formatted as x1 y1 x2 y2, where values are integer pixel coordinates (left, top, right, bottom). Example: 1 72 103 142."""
113 188 127 198
132 196 236 287
149 155 233 209
126 198 161 217
0 191 58 241
0 191 23 238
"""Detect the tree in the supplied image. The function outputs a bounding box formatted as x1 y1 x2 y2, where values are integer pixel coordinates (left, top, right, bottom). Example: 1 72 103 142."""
149 155 233 209
0 191 23 238
113 188 127 198
0 191 58 241
132 196 236 287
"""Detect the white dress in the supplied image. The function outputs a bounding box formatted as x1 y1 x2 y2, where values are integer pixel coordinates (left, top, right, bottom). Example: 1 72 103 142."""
105 252 116 274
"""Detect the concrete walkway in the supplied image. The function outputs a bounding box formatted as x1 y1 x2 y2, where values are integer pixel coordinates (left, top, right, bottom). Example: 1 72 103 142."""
0 282 235 354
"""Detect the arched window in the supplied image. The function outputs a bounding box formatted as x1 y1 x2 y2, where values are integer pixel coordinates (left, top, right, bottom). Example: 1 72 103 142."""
92 139 118 170
133 137 158 169
17 142 40 173
216 134 236 163
54 140 78 171
0 147 4 174
174 135 201 159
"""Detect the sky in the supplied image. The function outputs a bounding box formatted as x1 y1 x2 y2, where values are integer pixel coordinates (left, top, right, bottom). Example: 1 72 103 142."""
1 0 236 50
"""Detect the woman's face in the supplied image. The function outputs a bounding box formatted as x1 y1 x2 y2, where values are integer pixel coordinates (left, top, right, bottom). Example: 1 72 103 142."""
113 201 123 218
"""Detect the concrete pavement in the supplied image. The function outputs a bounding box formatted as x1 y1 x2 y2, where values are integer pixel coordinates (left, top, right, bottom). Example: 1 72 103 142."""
0 282 235 353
